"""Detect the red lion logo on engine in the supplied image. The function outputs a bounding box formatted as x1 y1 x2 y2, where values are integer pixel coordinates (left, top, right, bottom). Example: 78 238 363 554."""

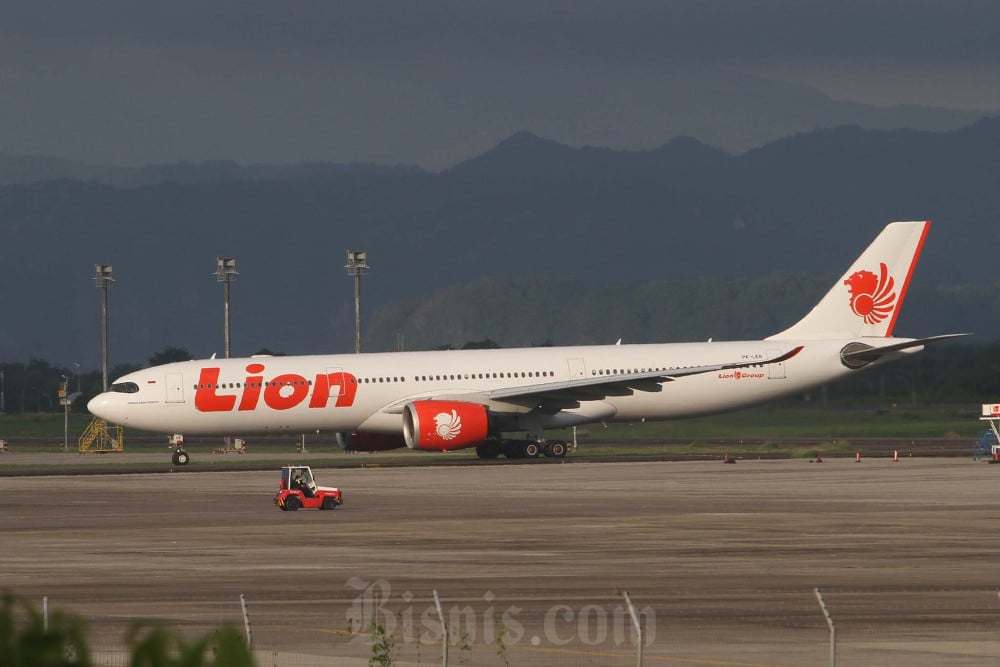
844 263 896 324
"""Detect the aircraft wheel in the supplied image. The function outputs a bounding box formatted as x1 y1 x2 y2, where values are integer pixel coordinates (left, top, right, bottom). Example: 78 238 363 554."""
321 497 338 510
548 441 567 458
171 450 190 465
284 496 301 511
525 442 540 457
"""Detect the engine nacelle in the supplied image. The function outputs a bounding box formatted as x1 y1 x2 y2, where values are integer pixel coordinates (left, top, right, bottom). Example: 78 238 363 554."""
403 400 490 451
335 431 407 452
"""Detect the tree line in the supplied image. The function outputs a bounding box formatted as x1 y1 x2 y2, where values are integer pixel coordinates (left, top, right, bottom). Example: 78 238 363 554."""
0 347 192 414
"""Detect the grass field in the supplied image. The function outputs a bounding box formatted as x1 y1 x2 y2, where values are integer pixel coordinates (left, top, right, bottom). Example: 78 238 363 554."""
0 405 982 439
579 403 978 439
0 404 982 455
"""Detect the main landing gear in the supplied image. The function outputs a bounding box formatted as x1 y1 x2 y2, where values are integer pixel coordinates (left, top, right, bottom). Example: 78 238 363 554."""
475 439 571 460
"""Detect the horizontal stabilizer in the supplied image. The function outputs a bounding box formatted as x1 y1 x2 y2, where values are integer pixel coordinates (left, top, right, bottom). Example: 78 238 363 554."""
841 333 969 367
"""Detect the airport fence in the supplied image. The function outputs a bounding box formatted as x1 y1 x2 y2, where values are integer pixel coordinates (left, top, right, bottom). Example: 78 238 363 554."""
24 586 1000 666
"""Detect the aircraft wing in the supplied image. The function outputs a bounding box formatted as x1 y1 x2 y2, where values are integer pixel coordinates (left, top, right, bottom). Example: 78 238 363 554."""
484 345 804 412
381 345 803 414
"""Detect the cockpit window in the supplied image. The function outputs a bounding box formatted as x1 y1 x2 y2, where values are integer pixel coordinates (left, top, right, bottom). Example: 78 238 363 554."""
109 382 140 394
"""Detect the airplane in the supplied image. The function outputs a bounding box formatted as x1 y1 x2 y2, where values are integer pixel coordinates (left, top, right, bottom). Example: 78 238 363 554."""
88 221 963 464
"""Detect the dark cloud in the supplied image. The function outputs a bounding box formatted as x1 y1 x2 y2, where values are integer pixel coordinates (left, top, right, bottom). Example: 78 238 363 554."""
5 1 1000 63
1 1 998 166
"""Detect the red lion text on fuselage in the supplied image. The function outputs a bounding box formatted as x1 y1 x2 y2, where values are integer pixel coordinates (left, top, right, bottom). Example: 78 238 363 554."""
194 364 358 412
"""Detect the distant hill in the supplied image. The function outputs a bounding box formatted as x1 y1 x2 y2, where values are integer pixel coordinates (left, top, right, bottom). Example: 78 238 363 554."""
364 275 999 352
1 118 998 368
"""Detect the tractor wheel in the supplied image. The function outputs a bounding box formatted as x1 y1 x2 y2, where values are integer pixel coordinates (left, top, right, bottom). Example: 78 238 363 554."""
321 497 338 510
171 450 190 465
283 495 302 511
524 442 540 457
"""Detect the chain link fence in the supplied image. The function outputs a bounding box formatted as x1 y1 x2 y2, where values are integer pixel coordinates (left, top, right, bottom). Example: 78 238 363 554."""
28 585 1000 666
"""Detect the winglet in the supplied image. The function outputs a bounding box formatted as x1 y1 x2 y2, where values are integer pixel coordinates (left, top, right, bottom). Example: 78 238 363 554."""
768 221 930 340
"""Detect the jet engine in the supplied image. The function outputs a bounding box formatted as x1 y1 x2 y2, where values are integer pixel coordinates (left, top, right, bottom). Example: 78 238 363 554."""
335 431 407 452
402 400 490 451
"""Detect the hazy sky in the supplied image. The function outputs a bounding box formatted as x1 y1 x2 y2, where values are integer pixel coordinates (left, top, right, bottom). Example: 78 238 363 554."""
2 1 998 167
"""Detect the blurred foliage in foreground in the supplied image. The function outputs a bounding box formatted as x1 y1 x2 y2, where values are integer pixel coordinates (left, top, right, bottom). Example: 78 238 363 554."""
0 593 254 667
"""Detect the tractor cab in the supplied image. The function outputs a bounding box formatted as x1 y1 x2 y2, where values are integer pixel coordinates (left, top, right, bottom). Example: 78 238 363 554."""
274 465 342 511
282 465 317 496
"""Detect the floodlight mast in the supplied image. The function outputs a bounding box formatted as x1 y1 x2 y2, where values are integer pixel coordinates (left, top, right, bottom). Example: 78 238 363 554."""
345 251 369 354
215 258 238 358
94 264 114 391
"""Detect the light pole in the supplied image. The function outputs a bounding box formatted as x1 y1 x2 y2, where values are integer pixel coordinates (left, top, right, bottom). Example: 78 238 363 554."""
0 369 5 413
215 258 239 453
59 375 82 453
345 251 369 353
60 376 68 452
215 258 238 358
94 265 114 391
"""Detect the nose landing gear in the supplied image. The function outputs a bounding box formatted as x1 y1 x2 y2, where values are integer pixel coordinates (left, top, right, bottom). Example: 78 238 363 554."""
169 434 190 466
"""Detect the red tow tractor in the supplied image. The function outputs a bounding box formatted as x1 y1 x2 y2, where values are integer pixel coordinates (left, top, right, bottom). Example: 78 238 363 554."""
274 465 343 511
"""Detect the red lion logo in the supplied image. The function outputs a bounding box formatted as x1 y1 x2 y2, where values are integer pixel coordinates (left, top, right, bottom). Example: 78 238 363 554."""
844 263 896 324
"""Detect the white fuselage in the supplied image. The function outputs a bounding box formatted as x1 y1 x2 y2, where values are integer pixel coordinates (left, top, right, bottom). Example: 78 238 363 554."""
87 338 908 437
86 221 940 444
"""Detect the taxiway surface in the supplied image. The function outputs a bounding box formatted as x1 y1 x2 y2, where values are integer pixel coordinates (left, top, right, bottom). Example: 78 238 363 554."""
3 458 1000 666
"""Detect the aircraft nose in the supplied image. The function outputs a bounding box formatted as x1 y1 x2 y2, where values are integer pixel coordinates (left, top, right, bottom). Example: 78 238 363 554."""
87 394 104 416
87 393 117 421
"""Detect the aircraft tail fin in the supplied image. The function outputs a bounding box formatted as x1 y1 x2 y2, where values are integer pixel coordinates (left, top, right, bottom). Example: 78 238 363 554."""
768 221 930 340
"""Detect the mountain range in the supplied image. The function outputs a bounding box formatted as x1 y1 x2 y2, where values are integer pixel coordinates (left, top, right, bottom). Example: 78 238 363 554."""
1 117 998 369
